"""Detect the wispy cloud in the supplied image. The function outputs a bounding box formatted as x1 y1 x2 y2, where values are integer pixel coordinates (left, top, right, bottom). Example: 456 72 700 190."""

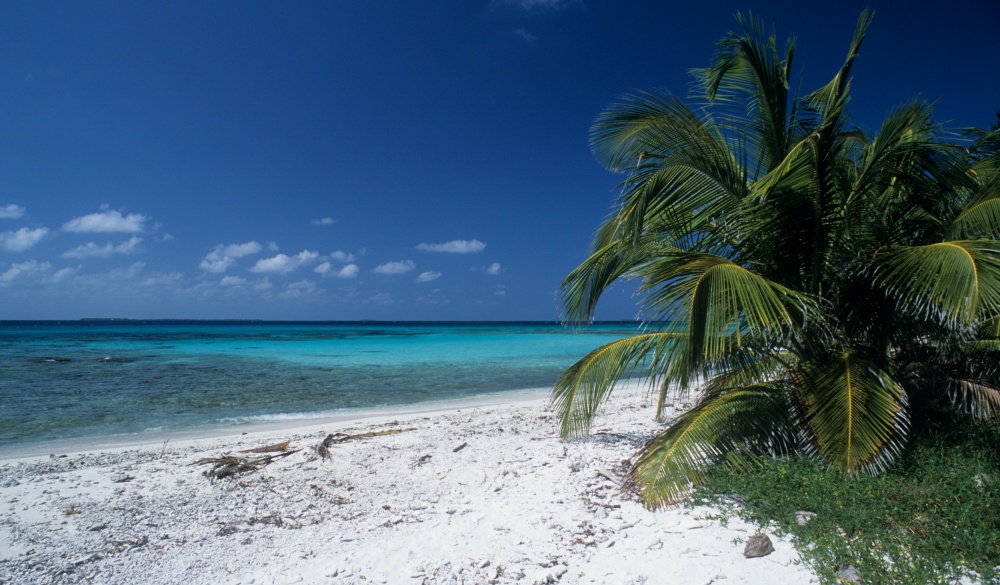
279 280 321 299
62 236 143 259
220 276 247 286
200 241 263 273
417 271 442 282
0 227 48 251
63 210 146 233
0 260 51 285
330 250 356 263
315 261 359 278
485 262 502 275
310 217 336 226
416 239 486 253
514 27 537 42
250 250 319 274
0 204 25 219
374 260 416 275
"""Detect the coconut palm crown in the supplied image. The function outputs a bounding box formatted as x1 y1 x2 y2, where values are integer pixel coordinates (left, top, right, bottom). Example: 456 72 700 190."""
553 10 1000 508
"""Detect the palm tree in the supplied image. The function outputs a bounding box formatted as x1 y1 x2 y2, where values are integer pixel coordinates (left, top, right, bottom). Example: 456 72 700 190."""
553 10 1000 508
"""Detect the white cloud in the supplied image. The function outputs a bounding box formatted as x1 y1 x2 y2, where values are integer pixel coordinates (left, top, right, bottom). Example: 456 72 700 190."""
0 260 51 284
251 254 299 274
200 241 263 273
139 272 182 287
250 250 319 274
316 261 361 279
417 271 442 283
374 260 416 275
0 227 49 251
223 242 262 257
330 250 356 263
63 210 147 233
62 236 142 259
338 263 359 278
50 266 77 282
514 28 537 42
220 276 247 286
310 217 336 226
485 262 502 275
416 239 486 254
280 280 321 299
0 204 25 219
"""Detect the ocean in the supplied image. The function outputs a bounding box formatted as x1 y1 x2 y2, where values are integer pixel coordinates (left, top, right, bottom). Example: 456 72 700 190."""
0 320 639 451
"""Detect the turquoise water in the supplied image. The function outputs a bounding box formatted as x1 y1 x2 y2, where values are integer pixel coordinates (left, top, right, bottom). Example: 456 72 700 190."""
0 321 637 449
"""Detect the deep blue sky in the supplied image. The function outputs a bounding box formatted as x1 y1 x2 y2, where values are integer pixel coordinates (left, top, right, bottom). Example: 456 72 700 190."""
1 0 997 320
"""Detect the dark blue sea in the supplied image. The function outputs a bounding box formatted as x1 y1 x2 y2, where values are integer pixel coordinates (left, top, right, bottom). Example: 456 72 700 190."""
0 320 638 451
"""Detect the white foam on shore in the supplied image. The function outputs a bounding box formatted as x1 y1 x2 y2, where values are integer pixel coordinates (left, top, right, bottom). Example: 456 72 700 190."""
0 387 552 461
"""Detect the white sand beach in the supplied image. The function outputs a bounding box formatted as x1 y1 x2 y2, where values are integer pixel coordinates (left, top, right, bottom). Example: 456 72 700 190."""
0 385 818 584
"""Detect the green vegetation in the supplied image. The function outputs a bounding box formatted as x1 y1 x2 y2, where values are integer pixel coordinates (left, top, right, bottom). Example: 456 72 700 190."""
692 405 1000 584
553 7 1000 513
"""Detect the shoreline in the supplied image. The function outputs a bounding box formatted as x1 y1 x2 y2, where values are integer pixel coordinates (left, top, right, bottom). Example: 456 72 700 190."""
0 384 818 584
0 387 553 461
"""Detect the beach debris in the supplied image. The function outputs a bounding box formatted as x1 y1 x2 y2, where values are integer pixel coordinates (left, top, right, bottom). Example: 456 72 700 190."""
452 442 468 453
796 510 818 526
314 434 337 461
63 504 81 516
835 565 863 584
595 468 623 485
239 439 291 454
313 428 417 461
743 533 774 558
194 449 301 480
410 454 432 468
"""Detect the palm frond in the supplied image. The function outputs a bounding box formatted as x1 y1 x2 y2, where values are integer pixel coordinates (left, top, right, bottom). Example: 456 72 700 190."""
624 383 795 508
949 174 1000 239
798 350 908 475
560 234 679 323
552 332 680 437
945 378 1000 419
637 253 813 363
876 240 1000 325
691 11 795 173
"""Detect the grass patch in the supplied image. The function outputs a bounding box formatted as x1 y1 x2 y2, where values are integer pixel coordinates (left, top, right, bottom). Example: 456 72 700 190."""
690 409 1000 584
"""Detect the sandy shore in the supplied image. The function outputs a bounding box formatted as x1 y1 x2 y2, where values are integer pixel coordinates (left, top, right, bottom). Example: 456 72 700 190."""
0 384 818 584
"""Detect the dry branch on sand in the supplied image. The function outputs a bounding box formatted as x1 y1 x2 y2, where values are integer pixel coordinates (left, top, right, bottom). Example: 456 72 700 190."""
238 440 291 454
194 449 301 480
313 428 416 461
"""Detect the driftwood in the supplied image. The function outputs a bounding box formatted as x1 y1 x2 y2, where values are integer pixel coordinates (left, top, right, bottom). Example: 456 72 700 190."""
239 440 291 454
313 428 417 461
194 449 301 480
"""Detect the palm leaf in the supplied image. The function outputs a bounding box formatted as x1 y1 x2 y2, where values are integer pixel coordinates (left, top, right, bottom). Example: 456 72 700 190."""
637 253 813 363
624 383 795 508
797 350 908 475
945 377 1000 420
876 240 1000 325
552 332 680 437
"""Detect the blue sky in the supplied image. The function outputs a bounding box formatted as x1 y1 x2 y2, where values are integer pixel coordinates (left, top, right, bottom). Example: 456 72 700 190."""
1 0 997 321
